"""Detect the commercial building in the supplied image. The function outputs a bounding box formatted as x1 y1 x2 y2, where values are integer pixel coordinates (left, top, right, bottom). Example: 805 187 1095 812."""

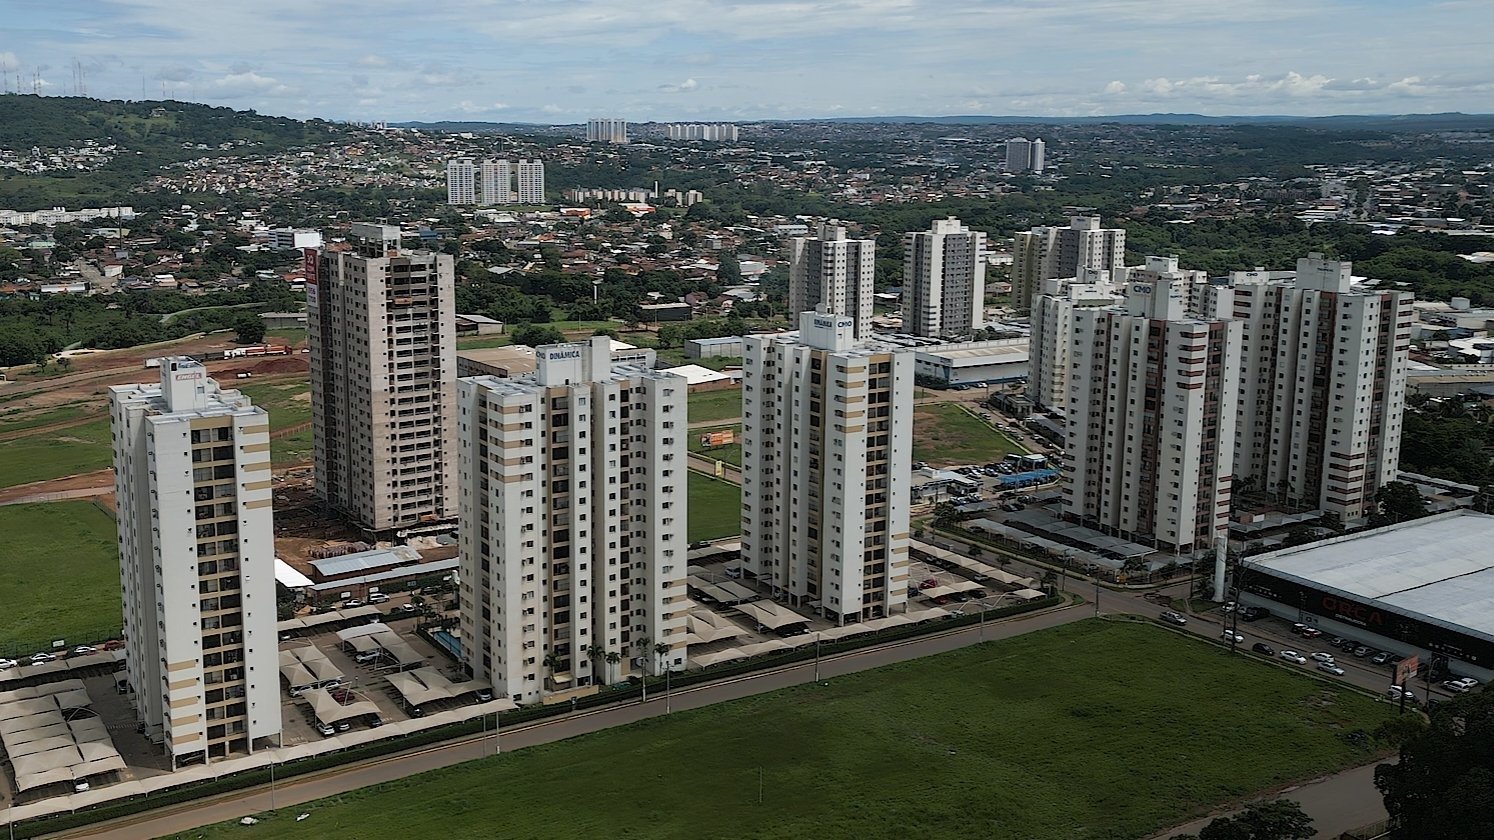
740 310 914 624
902 217 987 339
446 158 477 205
788 223 875 340
586 118 629 144
109 358 281 767
1027 268 1125 411
910 339 1028 387
1011 216 1126 310
685 335 745 359
1005 137 1045 173
1239 511 1494 681
515 159 545 204
309 222 457 536
480 159 514 205
1206 254 1412 524
1063 262 1241 555
456 336 689 704
267 228 322 250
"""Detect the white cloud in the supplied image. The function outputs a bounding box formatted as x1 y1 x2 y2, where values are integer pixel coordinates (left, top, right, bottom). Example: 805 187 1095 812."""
208 71 290 97
1103 80 1127 95
659 77 699 93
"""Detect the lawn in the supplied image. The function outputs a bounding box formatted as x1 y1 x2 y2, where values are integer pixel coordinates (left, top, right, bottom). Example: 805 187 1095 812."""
688 424 742 467
238 378 314 465
0 417 114 488
171 620 1396 840
0 403 101 437
687 471 741 542
913 402 1026 467
687 388 742 424
0 502 120 655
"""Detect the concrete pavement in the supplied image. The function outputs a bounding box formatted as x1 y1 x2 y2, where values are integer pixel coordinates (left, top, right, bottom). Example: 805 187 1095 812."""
1148 760 1391 839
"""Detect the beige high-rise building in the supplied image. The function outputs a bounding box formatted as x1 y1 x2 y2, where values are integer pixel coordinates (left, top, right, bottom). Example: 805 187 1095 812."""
1012 216 1126 311
787 223 876 339
1027 267 1126 411
456 337 688 704
902 217 987 339
110 358 281 767
740 310 914 624
309 222 457 536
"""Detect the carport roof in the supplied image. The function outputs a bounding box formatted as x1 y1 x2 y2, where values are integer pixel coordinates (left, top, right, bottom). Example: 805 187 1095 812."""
304 688 380 725
733 601 808 630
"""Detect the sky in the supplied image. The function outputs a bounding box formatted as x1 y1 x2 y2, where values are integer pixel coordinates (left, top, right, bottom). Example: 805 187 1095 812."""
1 0 1492 123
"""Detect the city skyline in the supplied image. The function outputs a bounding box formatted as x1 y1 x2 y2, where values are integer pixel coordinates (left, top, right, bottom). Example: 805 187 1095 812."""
2 1 1492 122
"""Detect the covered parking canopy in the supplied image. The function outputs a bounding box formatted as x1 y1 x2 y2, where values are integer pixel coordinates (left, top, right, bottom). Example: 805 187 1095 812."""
684 611 746 645
686 576 752 606
732 601 808 631
278 604 384 633
372 632 425 668
303 688 380 726
384 668 505 709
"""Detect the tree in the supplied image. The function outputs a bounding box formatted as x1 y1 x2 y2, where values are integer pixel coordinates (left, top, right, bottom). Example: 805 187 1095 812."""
1372 481 1429 526
541 651 562 681
233 312 266 344
716 251 742 285
510 323 566 347
1170 800 1315 840
57 356 72 372
1375 689 1494 839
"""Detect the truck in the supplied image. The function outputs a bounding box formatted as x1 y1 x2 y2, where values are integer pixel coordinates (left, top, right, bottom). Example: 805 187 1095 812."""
221 344 290 360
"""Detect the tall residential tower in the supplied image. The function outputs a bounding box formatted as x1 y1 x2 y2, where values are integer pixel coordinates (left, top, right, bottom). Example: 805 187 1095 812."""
787 223 876 339
110 359 281 767
309 223 457 536
902 217 987 339
1011 216 1126 310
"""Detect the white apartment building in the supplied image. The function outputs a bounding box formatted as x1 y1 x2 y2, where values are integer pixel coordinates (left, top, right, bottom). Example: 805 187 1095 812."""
446 158 477 205
740 310 914 624
1063 265 1241 555
516 159 545 204
267 228 322 251
902 217 987 339
666 123 739 141
1027 267 1125 411
1005 137 1045 173
456 336 689 704
586 118 629 144
1011 216 1125 310
309 222 457 536
110 358 281 767
1207 255 1412 523
480 159 514 205
787 223 876 339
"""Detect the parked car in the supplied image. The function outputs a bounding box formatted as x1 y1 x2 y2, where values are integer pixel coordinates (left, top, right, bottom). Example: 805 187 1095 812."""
476 689 493 702
1318 662 1347 676
1220 631 1244 644
1222 601 1237 614
1327 636 1348 647
1279 650 1308 664
101 640 125 651
1441 677 1479 693
0 658 17 671
398 603 420 614
1353 646 1374 658
1370 651 1393 666
30 652 56 663
1310 652 1336 663
315 722 335 736
1386 686 1417 702
367 715 384 728
367 592 390 604
1240 607 1269 622
1159 611 1188 626
1251 643 1276 656
410 706 426 718
689 541 711 550
71 646 98 657
918 577 938 590
336 721 351 732
724 567 744 579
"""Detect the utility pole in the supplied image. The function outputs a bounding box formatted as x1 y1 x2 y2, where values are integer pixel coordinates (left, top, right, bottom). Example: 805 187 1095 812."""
1093 577 1100 617
813 633 821 682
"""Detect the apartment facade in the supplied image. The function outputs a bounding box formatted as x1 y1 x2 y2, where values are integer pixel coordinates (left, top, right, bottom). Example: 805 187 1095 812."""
1208 255 1412 523
446 158 476 205
787 223 876 339
586 118 629 144
902 217 987 339
1005 137 1045 173
456 337 689 704
1027 267 1125 411
666 123 739 141
309 222 457 536
740 310 914 624
480 159 514 205
110 358 281 767
1062 270 1241 555
515 159 545 204
1011 216 1125 310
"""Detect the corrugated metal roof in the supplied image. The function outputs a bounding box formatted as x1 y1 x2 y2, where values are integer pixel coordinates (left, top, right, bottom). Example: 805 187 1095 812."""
309 545 422 578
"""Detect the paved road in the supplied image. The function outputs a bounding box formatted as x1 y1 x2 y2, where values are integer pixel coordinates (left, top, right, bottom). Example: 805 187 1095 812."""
1148 760 1390 839
63 602 1089 839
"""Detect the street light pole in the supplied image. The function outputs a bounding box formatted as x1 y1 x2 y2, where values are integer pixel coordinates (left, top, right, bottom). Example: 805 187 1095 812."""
665 666 672 713
495 711 501 756
813 633 821 682
269 756 276 810
1093 577 1100 617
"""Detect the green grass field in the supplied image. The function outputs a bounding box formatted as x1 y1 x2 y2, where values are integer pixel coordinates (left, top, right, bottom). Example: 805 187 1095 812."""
237 379 314 465
0 502 120 654
172 620 1395 840
0 417 114 488
0 403 101 437
913 403 1026 467
687 471 741 542
688 425 743 467
687 388 742 424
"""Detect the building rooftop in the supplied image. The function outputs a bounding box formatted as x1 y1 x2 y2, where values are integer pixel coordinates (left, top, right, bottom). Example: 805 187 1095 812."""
308 545 423 579
1251 511 1494 639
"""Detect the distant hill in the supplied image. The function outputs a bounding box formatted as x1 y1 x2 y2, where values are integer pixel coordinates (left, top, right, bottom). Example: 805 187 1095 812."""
0 94 339 209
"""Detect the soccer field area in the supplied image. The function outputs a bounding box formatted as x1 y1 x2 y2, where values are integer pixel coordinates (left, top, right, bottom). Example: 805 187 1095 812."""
171 620 1396 840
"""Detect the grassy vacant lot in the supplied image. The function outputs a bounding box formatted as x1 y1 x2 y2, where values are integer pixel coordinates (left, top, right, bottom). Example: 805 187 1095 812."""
0 417 114 488
687 471 741 542
238 378 314 465
173 620 1395 840
913 402 1026 467
687 388 742 424
0 502 120 654
688 424 743 467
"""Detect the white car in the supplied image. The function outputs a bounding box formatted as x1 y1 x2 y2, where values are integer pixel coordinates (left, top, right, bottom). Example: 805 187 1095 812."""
1220 631 1244 644
30 652 57 664
1387 686 1417 702
1310 652 1336 663
72 645 98 657
0 658 17 671
1279 650 1308 664
1442 678 1478 693
367 592 390 604
1318 662 1346 676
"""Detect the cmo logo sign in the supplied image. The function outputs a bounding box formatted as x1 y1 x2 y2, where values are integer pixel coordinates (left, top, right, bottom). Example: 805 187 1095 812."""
1132 283 1154 295
1322 595 1382 626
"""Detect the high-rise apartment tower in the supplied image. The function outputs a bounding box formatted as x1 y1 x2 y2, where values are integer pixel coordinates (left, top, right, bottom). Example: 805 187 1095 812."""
902 217 987 338
787 223 876 339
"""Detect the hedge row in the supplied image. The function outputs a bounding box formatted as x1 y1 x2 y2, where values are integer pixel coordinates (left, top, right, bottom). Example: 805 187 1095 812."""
11 594 1062 838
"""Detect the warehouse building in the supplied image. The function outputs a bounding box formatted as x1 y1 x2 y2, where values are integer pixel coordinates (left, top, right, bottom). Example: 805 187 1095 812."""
1239 510 1494 682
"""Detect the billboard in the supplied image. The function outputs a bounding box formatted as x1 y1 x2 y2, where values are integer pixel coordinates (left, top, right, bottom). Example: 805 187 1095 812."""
699 430 735 448
302 247 318 282
1394 655 1420 687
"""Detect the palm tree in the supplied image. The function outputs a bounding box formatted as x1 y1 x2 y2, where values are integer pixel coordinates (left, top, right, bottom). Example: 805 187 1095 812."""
633 637 653 675
584 643 605 671
541 650 561 681
653 642 672 674
604 651 622 667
